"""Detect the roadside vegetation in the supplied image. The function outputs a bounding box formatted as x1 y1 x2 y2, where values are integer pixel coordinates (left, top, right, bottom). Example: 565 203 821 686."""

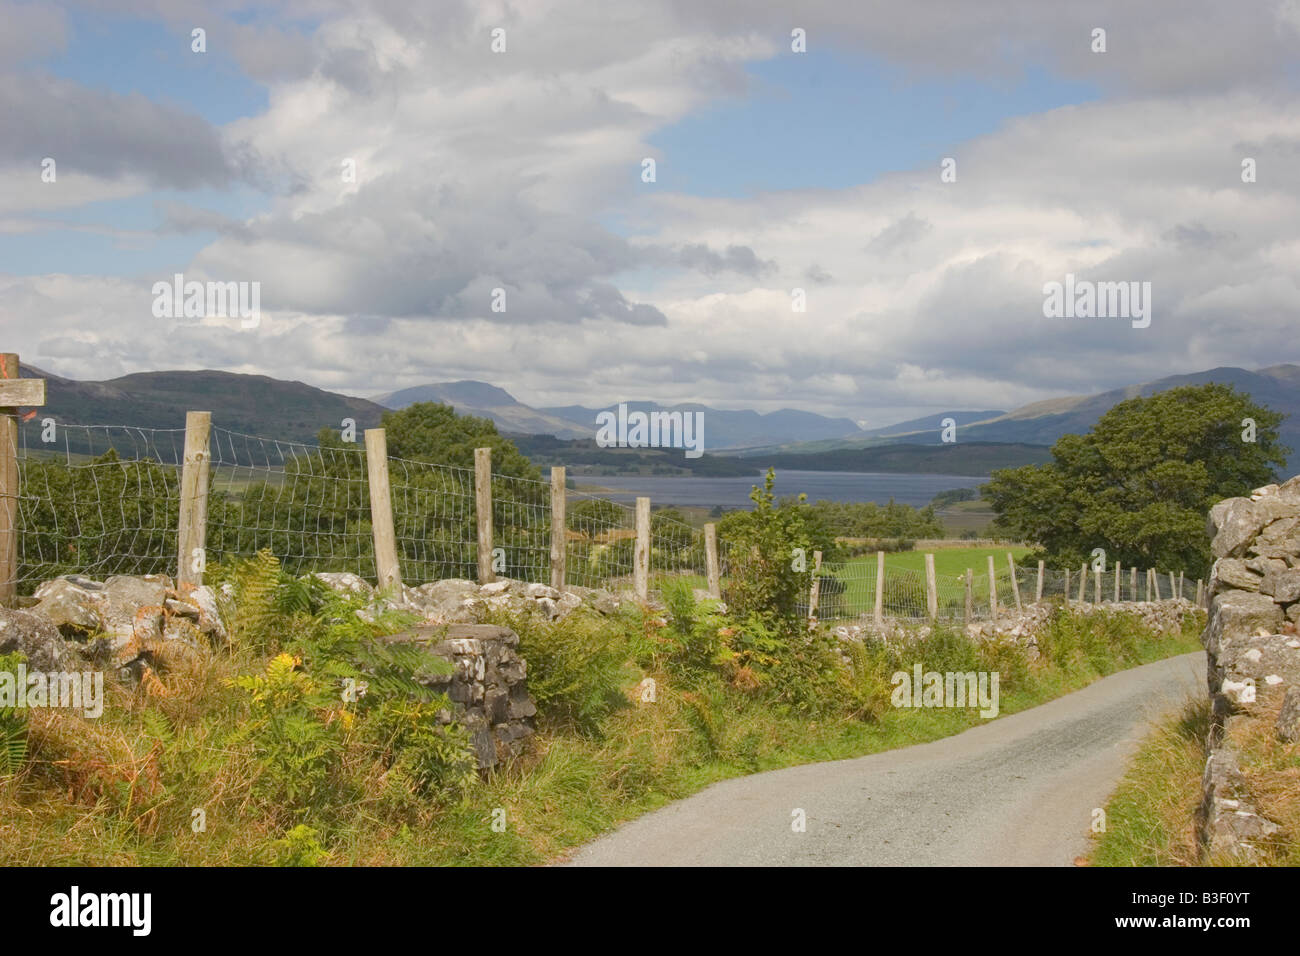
0 478 1203 866
1090 693 1300 867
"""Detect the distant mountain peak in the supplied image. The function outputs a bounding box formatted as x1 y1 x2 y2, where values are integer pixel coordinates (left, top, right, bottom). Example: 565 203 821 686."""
375 380 519 408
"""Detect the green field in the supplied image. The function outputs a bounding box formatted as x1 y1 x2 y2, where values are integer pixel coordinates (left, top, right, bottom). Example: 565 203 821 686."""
822 545 1035 620
871 545 1032 576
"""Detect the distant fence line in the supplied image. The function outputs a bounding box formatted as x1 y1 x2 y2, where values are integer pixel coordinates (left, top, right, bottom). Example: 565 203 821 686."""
800 551 1205 624
0 405 1204 622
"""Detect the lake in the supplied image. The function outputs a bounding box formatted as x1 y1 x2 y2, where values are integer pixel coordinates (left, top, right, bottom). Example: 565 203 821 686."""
576 470 985 509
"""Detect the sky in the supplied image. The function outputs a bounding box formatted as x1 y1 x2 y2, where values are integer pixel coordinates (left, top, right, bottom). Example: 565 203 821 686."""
2 0 1299 427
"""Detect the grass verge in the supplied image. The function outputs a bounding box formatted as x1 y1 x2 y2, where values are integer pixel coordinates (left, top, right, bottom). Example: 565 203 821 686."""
0 562 1203 867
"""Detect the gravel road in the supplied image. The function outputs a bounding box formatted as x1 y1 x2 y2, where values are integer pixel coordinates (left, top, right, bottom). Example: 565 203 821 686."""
566 651 1204 866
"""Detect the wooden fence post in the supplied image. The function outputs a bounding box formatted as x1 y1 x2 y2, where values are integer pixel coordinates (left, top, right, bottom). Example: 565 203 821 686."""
809 549 823 619
1151 569 1160 601
1195 578 1203 607
1007 552 1022 611
704 523 721 599
1094 564 1101 604
1114 561 1121 602
1035 560 1044 603
177 410 212 589
874 551 885 626
474 447 494 584
1178 570 1184 600
634 496 650 601
1130 566 1137 601
964 568 973 627
1064 567 1070 606
924 553 937 620
549 465 566 591
365 428 402 591
1078 563 1087 603
0 354 46 605
987 554 998 619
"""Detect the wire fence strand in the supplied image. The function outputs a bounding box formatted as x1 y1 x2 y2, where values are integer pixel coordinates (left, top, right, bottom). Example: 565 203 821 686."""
7 422 1202 617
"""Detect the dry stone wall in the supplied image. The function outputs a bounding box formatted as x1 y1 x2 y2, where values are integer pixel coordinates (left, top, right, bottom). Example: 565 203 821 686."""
1199 477 1300 860
3 571 624 771
830 598 1197 661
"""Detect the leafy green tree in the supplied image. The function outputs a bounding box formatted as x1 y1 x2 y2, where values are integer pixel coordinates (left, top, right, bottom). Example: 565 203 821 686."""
382 403 546 580
718 469 828 635
381 403 539 480
984 384 1287 578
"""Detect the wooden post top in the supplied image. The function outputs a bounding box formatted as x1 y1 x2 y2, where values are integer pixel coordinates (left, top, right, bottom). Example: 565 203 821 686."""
0 353 46 409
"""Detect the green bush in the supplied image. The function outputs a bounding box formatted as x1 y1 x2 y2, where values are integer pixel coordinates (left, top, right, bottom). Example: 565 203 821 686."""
501 608 633 733
0 652 28 777
656 579 729 680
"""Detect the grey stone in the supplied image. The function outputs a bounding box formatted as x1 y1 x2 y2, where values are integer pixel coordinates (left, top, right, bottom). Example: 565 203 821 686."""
1211 558 1262 593
1210 495 1300 559
378 622 534 770
1244 555 1288 578
31 577 106 633
1204 591 1283 658
1198 746 1281 862
185 585 227 643
1258 515 1300 545
1261 568 1300 604
485 688 509 724
413 579 478 606
0 608 76 671
1277 686 1300 743
311 572 374 598
103 574 169 611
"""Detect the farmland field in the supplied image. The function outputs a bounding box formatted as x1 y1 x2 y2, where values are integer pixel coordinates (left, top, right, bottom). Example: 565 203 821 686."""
820 544 1036 620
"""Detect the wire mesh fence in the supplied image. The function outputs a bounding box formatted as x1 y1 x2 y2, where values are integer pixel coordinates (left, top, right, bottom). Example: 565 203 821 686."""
487 471 551 585
564 490 635 590
803 555 1198 623
12 424 184 590
205 428 373 579
5 420 1202 615
388 457 478 584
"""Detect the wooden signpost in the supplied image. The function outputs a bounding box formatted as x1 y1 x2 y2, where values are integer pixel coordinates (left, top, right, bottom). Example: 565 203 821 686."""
0 354 45 605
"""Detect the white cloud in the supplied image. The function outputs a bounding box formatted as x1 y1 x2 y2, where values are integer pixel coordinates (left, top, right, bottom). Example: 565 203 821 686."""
2 0 1299 427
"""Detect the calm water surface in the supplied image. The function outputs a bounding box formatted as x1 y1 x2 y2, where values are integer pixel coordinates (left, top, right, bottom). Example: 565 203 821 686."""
576 470 984 509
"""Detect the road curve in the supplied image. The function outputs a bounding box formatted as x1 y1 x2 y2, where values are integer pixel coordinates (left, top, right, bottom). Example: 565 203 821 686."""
566 652 1204 866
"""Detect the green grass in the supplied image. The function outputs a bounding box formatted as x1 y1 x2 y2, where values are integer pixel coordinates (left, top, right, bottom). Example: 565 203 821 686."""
822 545 1034 619
1091 685 1300 867
874 545 1032 576
1088 699 1208 866
0 589 1203 867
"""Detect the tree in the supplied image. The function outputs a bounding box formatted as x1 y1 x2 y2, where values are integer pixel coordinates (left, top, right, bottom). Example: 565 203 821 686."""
381 403 539 480
718 469 830 634
983 384 1288 578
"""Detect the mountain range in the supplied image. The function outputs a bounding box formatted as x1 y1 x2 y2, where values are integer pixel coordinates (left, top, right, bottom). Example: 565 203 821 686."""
373 383 865 448
15 361 1300 471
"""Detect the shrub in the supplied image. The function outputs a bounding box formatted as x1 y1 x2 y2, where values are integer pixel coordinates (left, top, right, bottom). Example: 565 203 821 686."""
228 653 347 818
271 824 329 867
717 469 819 638
500 608 632 733
656 579 729 680
0 652 28 777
